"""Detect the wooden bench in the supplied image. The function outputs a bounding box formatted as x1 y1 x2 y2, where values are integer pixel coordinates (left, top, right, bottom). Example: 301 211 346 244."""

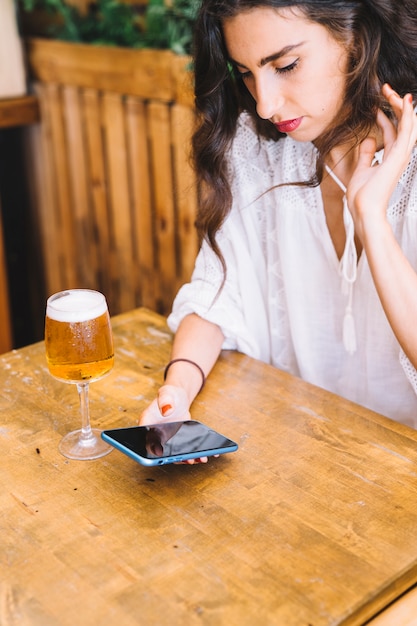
24 38 198 317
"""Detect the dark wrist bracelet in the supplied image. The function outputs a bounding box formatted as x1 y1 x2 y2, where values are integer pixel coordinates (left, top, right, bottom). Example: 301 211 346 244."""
163 358 206 394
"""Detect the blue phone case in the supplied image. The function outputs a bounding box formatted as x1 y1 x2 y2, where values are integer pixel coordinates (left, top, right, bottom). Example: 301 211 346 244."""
101 420 238 466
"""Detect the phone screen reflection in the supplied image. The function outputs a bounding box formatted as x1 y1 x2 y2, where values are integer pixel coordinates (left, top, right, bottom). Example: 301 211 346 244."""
144 421 232 459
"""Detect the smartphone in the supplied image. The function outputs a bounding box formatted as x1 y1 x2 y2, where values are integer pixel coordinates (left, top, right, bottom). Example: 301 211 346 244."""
101 420 238 466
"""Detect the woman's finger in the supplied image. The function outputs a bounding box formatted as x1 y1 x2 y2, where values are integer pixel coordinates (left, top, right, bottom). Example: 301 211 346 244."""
382 85 417 152
376 109 396 153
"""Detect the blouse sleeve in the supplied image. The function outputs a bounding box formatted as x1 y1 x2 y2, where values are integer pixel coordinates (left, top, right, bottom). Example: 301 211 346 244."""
167 230 263 356
400 350 417 396
167 111 277 361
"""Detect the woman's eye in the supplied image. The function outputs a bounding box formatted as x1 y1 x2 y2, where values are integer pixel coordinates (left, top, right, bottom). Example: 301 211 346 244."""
237 70 251 81
275 59 299 74
235 58 298 81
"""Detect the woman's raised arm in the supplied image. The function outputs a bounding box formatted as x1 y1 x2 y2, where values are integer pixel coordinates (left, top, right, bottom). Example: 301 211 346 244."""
348 84 417 367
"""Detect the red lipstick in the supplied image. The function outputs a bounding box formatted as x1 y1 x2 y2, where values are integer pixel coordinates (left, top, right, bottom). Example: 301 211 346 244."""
274 117 303 134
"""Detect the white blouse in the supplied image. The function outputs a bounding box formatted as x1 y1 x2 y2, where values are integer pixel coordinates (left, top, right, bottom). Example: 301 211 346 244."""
168 112 417 428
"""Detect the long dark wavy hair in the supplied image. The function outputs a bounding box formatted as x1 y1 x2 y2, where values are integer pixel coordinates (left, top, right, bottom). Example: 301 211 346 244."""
191 0 417 268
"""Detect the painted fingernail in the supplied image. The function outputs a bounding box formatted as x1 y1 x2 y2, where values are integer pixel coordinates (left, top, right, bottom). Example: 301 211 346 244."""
161 404 172 416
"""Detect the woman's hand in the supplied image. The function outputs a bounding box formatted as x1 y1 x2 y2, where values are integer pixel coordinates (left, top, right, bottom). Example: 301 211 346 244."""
348 84 417 240
139 386 210 463
139 384 191 425
138 315 224 463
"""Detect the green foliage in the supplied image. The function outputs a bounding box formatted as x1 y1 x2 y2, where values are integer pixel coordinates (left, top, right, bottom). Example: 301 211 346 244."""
18 0 200 54
144 0 200 55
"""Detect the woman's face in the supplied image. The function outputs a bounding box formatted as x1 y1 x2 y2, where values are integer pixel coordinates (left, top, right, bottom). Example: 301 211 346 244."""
222 6 351 143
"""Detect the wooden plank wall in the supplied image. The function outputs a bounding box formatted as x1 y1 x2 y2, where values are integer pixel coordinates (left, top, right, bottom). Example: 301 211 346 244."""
24 39 198 317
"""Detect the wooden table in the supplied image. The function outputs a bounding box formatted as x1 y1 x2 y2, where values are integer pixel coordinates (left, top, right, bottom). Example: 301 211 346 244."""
2 307 417 626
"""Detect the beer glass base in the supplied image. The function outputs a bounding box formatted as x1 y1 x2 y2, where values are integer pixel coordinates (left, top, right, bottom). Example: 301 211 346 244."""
59 428 113 460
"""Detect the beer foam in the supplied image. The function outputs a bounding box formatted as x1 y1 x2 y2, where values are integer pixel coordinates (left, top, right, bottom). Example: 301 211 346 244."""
46 290 108 323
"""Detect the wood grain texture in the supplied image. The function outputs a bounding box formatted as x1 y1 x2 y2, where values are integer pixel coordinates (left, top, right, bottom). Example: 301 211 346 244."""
148 99 177 306
0 96 39 128
24 40 197 317
1 308 417 625
125 97 155 309
171 103 199 290
26 39 193 106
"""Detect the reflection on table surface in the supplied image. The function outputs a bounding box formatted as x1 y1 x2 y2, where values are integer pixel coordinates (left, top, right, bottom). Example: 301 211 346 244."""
1 307 417 626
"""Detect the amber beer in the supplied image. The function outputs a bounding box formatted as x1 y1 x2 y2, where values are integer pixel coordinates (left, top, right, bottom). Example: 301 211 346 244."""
45 290 114 383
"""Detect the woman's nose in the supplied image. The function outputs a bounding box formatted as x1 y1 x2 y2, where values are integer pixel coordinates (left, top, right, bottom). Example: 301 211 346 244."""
254 76 284 120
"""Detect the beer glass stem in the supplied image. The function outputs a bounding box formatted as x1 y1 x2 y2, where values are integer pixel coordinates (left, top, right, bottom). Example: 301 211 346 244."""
77 382 94 442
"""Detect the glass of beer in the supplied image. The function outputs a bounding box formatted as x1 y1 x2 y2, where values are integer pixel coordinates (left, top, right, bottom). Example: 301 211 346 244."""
45 289 114 460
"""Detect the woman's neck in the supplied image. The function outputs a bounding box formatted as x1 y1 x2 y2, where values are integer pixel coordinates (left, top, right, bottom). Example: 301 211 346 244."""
324 124 383 187
325 145 358 189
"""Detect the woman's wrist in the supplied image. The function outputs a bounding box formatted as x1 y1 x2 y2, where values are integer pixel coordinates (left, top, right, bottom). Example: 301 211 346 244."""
164 358 206 393
359 212 392 250
163 358 206 403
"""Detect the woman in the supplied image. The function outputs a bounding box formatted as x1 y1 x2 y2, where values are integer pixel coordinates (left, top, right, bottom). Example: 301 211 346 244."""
141 0 417 440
